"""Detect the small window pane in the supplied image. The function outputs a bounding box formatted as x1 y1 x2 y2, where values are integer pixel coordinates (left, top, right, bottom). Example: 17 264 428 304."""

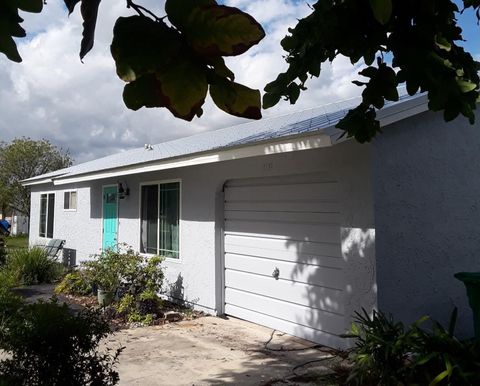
39 194 47 237
64 191 77 210
47 194 55 238
159 182 180 258
140 185 158 254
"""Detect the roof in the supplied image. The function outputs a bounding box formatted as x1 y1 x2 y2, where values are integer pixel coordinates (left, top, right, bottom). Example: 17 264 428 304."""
24 91 427 186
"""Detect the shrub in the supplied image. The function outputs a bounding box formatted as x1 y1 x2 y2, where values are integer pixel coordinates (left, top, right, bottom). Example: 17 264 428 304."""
88 246 165 325
55 270 92 296
83 249 123 292
4 247 63 286
346 308 480 386
0 298 122 386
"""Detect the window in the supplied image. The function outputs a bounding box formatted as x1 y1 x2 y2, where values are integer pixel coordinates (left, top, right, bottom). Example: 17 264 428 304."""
39 193 55 238
64 191 77 211
140 182 180 258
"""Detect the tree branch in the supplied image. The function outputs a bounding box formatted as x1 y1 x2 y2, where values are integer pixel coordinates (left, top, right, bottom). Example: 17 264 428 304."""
125 0 162 21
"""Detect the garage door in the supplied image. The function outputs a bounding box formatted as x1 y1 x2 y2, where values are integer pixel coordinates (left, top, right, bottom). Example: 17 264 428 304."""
224 175 346 347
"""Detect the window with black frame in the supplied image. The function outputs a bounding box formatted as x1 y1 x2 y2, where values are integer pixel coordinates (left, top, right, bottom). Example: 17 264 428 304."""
39 193 55 238
140 182 180 258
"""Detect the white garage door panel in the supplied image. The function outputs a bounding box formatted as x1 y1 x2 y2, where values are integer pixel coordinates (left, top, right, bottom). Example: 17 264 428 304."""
225 220 341 244
225 234 343 259
225 210 340 224
225 182 339 202
225 243 343 268
224 176 346 346
225 253 344 289
224 304 345 348
225 270 344 314
225 288 346 335
225 200 340 213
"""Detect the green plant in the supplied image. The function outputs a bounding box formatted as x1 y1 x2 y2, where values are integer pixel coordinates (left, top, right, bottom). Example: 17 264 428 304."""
0 298 122 386
54 270 92 296
346 308 480 386
105 246 164 325
4 247 63 286
83 249 123 292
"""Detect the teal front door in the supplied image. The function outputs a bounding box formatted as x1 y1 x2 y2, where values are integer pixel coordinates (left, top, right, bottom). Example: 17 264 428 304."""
102 186 118 251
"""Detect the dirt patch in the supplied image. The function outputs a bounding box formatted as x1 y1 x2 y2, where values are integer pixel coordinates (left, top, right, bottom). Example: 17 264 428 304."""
108 316 346 386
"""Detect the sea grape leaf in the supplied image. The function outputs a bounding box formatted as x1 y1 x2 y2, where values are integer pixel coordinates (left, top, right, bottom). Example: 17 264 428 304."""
123 61 208 121
111 16 182 82
166 0 265 57
123 74 166 111
210 78 261 119
369 0 392 25
18 0 44 13
64 0 81 15
156 61 208 120
80 0 102 60
0 0 43 62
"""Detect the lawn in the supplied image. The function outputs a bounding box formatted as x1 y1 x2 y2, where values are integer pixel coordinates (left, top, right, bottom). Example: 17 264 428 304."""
5 234 28 250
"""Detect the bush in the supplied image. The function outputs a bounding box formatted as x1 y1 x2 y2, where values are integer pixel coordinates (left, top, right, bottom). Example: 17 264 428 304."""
346 308 480 386
4 247 63 286
84 246 164 325
0 298 122 386
55 270 92 296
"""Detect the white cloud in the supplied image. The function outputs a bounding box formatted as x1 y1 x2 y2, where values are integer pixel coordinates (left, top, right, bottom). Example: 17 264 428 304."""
0 0 362 164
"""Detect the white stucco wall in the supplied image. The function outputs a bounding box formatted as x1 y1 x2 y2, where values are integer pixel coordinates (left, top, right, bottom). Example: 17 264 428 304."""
373 111 480 337
29 141 376 323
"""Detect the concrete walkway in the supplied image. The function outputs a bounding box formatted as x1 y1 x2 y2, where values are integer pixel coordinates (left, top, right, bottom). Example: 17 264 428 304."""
13 285 339 385
108 316 337 386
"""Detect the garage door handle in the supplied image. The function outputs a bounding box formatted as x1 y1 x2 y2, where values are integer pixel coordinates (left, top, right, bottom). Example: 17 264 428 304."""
272 267 280 280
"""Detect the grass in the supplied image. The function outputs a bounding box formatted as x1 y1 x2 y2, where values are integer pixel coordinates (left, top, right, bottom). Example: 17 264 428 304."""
5 235 28 250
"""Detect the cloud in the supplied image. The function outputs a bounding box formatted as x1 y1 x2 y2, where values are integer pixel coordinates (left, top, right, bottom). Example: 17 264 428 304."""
0 0 362 164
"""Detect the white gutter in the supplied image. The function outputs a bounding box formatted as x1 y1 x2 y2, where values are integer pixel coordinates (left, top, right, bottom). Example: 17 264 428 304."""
52 132 333 186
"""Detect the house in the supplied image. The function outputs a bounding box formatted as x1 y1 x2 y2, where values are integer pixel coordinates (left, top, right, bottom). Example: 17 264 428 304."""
23 93 480 348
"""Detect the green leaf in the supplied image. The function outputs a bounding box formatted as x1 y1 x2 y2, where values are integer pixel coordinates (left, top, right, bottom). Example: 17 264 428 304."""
210 57 235 81
64 0 81 15
262 92 281 109
79 0 102 60
111 16 182 82
0 34 22 62
164 0 214 28
210 79 261 119
166 0 265 57
287 83 300 104
18 0 43 13
157 61 208 120
123 61 208 121
123 74 166 111
369 0 392 25
435 35 452 52
457 79 477 93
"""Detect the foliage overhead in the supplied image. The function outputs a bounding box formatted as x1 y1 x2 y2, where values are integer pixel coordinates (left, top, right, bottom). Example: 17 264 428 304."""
0 0 43 62
0 138 73 216
110 0 264 120
0 0 479 141
264 0 480 142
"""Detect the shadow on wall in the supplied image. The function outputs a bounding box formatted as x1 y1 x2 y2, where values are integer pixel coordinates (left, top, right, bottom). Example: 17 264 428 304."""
166 273 185 306
164 273 200 308
286 227 376 346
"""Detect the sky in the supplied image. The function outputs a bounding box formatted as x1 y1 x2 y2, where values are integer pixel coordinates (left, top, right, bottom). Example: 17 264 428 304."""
0 0 478 164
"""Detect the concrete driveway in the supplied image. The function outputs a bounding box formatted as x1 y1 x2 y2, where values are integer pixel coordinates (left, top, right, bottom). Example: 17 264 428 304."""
108 316 338 386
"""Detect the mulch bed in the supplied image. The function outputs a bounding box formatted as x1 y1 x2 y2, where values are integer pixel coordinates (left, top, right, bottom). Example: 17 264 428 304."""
62 293 206 330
